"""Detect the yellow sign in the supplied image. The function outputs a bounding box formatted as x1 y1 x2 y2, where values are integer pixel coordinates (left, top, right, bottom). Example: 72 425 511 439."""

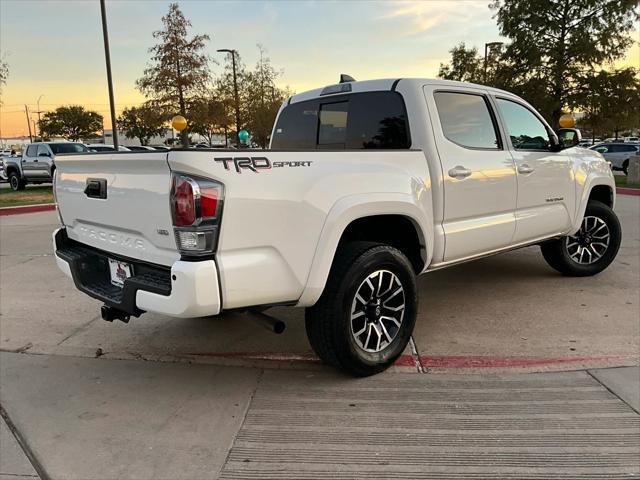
559 114 576 128
171 115 187 132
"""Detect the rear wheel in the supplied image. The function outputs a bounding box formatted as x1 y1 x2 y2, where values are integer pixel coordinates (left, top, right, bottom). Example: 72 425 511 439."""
305 242 417 376
541 200 621 276
8 172 26 191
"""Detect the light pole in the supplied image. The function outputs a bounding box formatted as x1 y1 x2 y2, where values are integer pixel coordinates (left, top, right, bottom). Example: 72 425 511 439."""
24 105 33 143
217 49 241 145
100 0 119 149
484 42 503 85
35 94 44 138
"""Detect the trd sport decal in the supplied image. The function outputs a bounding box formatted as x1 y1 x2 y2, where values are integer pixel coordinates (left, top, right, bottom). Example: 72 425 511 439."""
214 157 312 173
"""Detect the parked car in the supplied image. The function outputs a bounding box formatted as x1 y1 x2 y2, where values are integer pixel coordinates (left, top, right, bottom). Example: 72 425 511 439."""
86 144 131 152
590 142 639 174
0 149 14 181
4 142 89 191
53 77 620 376
125 145 157 151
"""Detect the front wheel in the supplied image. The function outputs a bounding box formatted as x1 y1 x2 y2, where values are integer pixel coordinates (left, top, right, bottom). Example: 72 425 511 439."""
622 159 629 176
305 242 418 376
541 200 621 276
8 172 26 191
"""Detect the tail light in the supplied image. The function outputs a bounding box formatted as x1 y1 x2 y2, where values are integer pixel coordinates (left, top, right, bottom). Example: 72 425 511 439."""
171 173 224 257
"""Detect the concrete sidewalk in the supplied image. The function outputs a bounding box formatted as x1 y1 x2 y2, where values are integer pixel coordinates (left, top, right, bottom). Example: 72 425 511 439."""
1 352 638 480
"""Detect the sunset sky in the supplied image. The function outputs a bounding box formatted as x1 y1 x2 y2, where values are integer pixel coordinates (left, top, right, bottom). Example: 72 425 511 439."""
1 0 638 138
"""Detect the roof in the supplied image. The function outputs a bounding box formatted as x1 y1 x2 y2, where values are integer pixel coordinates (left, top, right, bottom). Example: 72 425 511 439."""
288 77 514 104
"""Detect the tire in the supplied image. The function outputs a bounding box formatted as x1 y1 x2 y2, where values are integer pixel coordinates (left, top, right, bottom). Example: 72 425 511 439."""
305 241 418 376
622 159 629 176
540 200 621 277
8 172 26 191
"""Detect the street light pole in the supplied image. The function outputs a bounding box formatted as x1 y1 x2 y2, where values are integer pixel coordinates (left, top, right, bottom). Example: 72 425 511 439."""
100 0 119 149
217 49 241 145
24 105 33 143
484 41 504 85
36 94 44 139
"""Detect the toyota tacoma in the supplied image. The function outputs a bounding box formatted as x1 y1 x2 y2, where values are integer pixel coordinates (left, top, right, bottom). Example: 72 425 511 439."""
53 78 621 375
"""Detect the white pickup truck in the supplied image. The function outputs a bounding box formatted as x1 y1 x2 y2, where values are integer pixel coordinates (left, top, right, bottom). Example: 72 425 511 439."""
53 78 621 375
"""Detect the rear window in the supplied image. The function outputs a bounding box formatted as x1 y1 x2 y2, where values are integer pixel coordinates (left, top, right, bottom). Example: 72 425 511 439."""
48 143 88 154
271 91 410 150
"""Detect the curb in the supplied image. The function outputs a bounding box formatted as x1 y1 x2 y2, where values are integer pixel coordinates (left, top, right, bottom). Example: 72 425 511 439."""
0 203 56 216
617 187 640 196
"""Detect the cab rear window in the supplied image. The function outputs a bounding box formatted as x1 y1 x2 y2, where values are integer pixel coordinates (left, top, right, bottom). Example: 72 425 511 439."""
271 91 410 150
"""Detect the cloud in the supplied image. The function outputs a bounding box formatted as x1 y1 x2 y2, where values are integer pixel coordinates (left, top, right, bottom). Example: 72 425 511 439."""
380 0 492 37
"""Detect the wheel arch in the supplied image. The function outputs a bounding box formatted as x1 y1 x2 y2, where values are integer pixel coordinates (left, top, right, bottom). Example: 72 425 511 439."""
296 193 433 307
5 164 20 176
572 177 615 234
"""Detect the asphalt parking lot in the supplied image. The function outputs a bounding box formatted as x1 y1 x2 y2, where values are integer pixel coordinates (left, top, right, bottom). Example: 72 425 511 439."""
0 195 639 479
1 195 638 373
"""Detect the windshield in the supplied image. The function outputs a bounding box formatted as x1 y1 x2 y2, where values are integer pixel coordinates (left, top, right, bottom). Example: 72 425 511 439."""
48 143 89 154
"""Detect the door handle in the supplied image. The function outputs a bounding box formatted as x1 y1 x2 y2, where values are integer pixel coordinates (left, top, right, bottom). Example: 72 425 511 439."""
448 166 472 179
518 164 534 174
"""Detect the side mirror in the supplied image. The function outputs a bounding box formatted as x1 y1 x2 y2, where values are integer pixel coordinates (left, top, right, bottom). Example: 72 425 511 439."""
556 128 582 149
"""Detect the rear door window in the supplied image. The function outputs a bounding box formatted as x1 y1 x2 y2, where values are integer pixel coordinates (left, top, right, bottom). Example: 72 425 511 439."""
271 91 410 150
37 144 49 156
433 92 500 149
26 145 37 157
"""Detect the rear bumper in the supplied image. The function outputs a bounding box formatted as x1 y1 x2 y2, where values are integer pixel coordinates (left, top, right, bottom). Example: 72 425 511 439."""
53 228 221 318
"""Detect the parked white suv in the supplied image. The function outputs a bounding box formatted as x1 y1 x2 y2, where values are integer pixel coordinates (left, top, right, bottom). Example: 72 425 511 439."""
590 142 639 175
53 78 620 375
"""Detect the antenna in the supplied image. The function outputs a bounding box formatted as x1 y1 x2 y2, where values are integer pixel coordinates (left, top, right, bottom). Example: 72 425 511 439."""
339 74 355 83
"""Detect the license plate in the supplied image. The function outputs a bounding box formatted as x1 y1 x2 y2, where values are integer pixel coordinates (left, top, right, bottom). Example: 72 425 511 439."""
108 258 133 287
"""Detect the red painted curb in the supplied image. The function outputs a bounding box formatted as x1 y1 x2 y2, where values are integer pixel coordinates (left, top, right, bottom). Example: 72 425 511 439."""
0 203 56 216
419 354 635 369
617 187 640 196
182 352 637 370
186 351 417 367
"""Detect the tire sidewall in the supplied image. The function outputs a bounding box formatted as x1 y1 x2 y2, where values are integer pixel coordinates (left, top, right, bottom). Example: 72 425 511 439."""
9 173 19 191
336 248 417 369
559 201 621 275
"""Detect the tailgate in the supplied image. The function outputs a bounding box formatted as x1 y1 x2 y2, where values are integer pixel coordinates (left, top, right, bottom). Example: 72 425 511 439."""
55 152 178 266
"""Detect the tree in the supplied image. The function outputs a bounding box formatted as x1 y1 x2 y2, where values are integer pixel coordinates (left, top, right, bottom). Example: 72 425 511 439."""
577 68 640 139
242 45 291 148
215 50 250 145
38 106 103 141
117 105 167 145
491 0 639 126
189 93 233 146
136 3 210 146
438 44 484 84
